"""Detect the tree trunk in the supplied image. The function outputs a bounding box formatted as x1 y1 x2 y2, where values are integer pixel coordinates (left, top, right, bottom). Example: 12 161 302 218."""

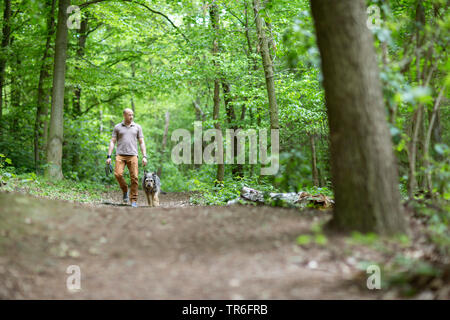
193 97 205 122
424 86 445 195
244 0 258 72
157 111 170 178
408 0 427 197
34 0 56 171
0 0 11 138
45 0 69 180
73 15 88 117
222 81 243 177
10 46 20 131
408 105 422 198
99 109 103 133
310 0 406 234
210 2 224 182
130 62 136 113
71 15 88 173
309 133 319 187
264 18 276 62
253 0 279 130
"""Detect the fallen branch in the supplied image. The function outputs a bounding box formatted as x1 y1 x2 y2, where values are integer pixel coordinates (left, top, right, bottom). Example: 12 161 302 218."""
228 186 334 209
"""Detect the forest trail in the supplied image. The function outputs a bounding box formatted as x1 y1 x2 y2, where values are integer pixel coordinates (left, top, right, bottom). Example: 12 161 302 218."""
0 191 385 299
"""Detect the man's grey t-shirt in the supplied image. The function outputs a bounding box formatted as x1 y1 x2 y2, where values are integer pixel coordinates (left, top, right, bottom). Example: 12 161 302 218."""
112 121 143 156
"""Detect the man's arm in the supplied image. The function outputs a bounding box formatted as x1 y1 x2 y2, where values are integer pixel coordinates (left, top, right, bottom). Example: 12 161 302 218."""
106 137 116 164
139 137 147 166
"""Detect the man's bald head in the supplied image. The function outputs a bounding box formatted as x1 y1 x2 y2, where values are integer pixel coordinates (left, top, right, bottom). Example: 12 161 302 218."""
123 108 134 124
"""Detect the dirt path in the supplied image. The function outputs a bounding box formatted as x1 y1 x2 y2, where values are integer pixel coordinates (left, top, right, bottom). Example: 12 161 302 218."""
0 191 387 299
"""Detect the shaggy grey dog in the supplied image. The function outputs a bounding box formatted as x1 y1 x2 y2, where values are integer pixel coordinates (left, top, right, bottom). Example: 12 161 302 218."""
142 171 161 207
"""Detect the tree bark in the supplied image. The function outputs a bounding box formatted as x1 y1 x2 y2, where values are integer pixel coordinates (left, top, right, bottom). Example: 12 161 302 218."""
310 0 406 234
253 0 279 130
210 2 224 182
45 0 69 180
0 0 11 138
34 0 56 171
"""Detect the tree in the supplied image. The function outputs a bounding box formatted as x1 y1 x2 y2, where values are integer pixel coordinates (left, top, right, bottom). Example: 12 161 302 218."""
72 14 88 117
310 0 406 234
0 0 11 137
157 110 170 178
210 2 224 182
45 0 69 180
253 0 279 130
34 0 56 171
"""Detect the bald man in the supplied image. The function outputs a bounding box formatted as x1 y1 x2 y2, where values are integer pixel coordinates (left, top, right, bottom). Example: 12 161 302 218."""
106 108 147 207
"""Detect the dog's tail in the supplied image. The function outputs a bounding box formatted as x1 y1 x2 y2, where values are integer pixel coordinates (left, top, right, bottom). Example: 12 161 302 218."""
160 191 168 195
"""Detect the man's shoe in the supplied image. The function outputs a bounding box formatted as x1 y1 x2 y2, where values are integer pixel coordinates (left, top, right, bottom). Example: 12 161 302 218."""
123 191 129 204
131 202 138 208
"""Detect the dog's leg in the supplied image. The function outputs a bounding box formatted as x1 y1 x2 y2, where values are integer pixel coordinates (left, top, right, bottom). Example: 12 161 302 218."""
146 192 151 206
154 193 160 207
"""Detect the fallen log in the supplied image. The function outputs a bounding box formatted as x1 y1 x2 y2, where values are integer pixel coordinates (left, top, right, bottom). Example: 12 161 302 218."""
227 186 334 209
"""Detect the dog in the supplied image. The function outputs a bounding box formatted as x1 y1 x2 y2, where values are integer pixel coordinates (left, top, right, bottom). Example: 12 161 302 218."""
142 170 161 207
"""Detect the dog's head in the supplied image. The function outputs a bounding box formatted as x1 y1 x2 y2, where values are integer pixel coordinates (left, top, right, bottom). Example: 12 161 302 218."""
143 171 157 189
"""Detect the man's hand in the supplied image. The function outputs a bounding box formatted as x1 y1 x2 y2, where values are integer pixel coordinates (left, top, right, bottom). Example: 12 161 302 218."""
139 137 147 167
107 138 116 165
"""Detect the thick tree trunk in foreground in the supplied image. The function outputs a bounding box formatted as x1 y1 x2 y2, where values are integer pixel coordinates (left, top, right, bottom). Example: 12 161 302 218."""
210 3 224 182
0 0 11 138
310 0 406 234
45 0 69 180
253 0 279 130
35 0 56 171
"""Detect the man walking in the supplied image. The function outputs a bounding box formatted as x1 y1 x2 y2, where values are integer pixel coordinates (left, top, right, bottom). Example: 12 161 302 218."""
106 108 147 207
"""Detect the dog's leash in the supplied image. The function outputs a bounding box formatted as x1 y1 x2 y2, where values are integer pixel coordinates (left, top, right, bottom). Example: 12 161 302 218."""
105 163 113 176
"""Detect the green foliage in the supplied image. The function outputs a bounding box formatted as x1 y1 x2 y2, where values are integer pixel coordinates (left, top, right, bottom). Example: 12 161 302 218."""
189 166 276 205
383 255 443 297
429 143 450 200
410 199 450 256
0 153 16 184
0 172 108 203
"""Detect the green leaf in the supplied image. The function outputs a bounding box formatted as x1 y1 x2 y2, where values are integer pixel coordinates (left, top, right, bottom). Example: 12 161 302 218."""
296 234 311 245
314 234 328 246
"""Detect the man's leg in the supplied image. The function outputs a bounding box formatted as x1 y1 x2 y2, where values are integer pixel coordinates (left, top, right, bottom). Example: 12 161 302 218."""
114 155 128 196
127 156 139 204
